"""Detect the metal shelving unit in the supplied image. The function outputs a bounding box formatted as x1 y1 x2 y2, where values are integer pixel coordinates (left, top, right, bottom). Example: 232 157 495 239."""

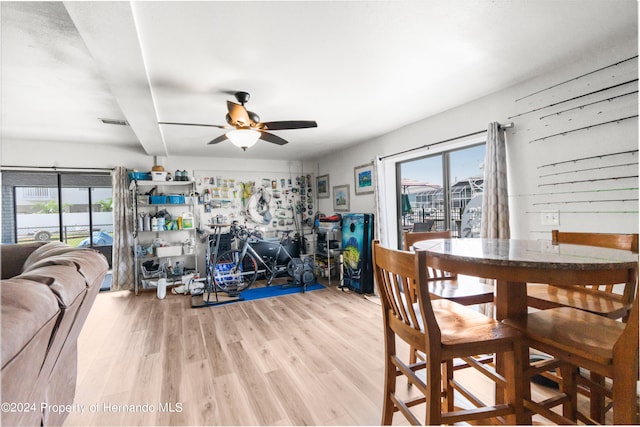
315 222 341 285
130 179 197 295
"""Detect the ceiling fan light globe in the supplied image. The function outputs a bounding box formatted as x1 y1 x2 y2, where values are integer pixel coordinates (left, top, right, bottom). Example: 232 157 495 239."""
227 129 260 150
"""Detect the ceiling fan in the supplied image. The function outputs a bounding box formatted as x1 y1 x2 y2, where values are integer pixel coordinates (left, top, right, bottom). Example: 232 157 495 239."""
159 91 317 151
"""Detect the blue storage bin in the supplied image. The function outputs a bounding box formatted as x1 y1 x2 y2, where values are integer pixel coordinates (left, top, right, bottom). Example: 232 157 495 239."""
214 262 241 287
168 195 185 204
150 195 167 204
128 172 151 181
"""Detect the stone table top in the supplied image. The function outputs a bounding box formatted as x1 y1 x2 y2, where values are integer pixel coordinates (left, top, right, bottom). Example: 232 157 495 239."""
413 238 639 271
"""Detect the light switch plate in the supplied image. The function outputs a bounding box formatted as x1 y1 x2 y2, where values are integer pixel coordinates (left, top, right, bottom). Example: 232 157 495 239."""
541 210 560 226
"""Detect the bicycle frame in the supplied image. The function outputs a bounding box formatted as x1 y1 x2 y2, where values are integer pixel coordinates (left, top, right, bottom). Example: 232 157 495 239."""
237 234 296 285
212 224 303 291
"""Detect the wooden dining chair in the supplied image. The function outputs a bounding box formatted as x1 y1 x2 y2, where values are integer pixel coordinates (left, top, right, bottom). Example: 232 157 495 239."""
527 230 638 320
403 230 495 306
526 230 639 422
403 230 495 370
372 240 525 425
504 283 639 424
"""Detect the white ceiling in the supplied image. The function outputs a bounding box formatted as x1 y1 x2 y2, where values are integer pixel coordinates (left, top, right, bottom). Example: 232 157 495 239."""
1 1 637 161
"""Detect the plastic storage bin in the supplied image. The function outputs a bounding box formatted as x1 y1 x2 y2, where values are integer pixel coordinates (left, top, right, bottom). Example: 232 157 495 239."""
150 195 167 204
214 262 241 287
155 246 183 257
129 172 151 181
151 171 168 181
168 195 185 204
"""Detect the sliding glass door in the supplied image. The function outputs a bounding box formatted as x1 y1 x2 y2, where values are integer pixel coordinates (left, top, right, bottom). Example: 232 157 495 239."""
449 144 486 236
15 185 61 242
398 143 485 240
399 155 443 232
2 171 113 265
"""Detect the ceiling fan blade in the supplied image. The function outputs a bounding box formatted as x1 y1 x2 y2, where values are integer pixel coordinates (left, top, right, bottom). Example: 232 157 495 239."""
259 120 318 130
227 101 251 126
208 134 228 145
259 131 288 145
159 121 228 129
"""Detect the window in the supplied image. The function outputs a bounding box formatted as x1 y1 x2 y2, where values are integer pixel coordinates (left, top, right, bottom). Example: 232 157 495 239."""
398 143 485 240
1 172 113 266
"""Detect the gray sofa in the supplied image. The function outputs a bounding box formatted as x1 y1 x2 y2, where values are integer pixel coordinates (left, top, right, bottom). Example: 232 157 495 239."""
1 242 108 426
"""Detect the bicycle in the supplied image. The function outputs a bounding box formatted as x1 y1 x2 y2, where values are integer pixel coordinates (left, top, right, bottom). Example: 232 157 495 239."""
212 223 309 292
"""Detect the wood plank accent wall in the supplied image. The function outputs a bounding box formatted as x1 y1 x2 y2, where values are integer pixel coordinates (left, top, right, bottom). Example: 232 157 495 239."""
507 56 638 236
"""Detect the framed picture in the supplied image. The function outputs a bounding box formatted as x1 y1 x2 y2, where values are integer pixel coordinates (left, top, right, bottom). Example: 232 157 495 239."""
317 174 330 199
333 184 350 212
354 163 374 195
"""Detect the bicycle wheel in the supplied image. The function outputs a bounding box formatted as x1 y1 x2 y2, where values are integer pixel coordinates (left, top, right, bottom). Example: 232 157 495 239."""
212 250 258 292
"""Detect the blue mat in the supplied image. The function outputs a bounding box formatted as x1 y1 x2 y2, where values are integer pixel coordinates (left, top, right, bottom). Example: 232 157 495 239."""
239 282 325 301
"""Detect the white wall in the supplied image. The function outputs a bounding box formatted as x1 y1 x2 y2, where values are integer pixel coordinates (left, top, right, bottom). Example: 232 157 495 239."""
316 34 638 240
0 140 151 171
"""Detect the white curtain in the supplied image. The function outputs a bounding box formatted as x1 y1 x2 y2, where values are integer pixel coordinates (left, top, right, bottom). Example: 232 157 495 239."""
111 167 134 290
374 156 393 248
480 122 510 239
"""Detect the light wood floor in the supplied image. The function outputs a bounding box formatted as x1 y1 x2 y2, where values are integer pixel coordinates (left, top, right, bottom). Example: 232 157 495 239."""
64 281 587 426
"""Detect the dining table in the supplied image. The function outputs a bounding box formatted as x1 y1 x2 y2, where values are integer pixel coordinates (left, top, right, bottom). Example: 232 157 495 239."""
412 237 639 423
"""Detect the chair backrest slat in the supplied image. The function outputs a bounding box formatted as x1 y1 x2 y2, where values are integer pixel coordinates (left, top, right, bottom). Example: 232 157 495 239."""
550 230 639 318
403 230 457 280
403 230 452 251
373 240 441 349
552 230 639 253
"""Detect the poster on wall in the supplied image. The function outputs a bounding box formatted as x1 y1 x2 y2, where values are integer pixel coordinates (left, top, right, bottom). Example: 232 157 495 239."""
333 184 350 212
354 163 374 195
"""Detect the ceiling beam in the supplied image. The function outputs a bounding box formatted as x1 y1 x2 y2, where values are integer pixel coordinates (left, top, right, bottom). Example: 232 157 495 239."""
64 1 167 156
